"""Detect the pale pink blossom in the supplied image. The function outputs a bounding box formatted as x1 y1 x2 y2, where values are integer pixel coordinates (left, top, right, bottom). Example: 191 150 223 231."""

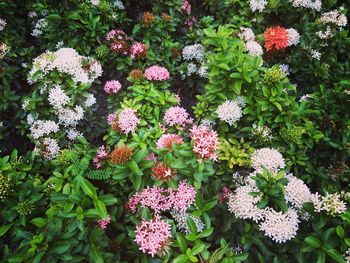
117 108 140 134
163 106 193 127
104 80 122 94
156 134 183 149
106 113 117 125
130 42 147 59
144 65 170 81
97 215 111 229
181 0 191 14
135 216 171 257
145 152 158 162
168 181 196 211
93 145 109 168
190 125 219 161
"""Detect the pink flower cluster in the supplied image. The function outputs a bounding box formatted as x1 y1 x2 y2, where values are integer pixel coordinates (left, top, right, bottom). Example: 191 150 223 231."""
135 215 171 257
218 186 232 204
106 113 117 125
163 106 193 127
130 42 148 59
190 125 219 161
156 133 183 149
97 215 111 229
104 80 122 94
93 145 109 168
127 181 196 214
181 0 191 14
185 16 196 27
106 29 126 41
144 65 170 81
145 152 158 161
117 108 140 134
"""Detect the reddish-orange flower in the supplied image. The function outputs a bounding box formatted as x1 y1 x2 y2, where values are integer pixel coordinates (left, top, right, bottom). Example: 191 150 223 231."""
142 12 154 26
152 162 176 181
130 69 144 81
264 26 288 52
111 145 133 165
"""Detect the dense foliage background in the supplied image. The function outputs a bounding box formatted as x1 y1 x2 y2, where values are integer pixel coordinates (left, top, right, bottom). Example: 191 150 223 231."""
0 0 349 262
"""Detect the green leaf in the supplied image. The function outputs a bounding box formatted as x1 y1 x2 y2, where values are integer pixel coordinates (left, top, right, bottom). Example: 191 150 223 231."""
50 241 71 255
127 160 142 176
176 233 187 253
91 244 104 263
190 244 205 256
94 199 108 219
0 223 13 237
336 226 344 238
233 253 249 262
304 236 321 248
173 254 189 263
30 218 47 228
77 176 97 200
187 217 198 234
324 248 345 263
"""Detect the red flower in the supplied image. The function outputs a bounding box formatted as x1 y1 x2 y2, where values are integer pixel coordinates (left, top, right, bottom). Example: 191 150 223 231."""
264 26 288 52
152 162 176 181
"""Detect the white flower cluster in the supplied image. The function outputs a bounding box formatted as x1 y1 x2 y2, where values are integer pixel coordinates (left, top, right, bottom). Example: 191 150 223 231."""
91 0 100 5
259 208 300 243
312 192 347 216
286 28 300 46
216 98 245 126
290 0 322 11
48 85 70 109
252 123 273 141
249 0 268 12
182 44 205 61
316 26 333 39
284 174 313 209
344 248 350 263
0 18 6 31
319 10 347 27
238 27 263 56
30 120 59 140
85 93 96 107
279 64 290 75
310 49 322 60
29 48 102 84
31 18 48 37
170 210 204 234
200 118 215 128
251 148 285 172
182 44 208 78
41 137 60 160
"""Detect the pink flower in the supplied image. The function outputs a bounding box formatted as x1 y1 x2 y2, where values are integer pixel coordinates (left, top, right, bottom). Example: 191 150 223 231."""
98 215 111 229
104 80 122 94
145 152 158 162
185 16 196 27
168 181 196 211
135 216 172 257
144 65 170 81
156 134 183 149
130 42 148 59
181 0 191 14
93 145 109 168
190 125 219 161
218 186 232 204
163 106 193 127
117 108 140 134
106 113 117 125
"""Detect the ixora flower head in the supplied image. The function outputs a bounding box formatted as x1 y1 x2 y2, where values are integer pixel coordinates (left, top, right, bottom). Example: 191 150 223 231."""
216 99 244 126
115 108 140 134
134 216 172 257
264 26 289 52
130 42 148 59
104 80 122 94
251 148 285 172
106 29 130 55
111 145 133 165
152 162 176 181
29 48 102 84
156 134 183 149
163 106 193 127
144 65 170 81
190 125 219 161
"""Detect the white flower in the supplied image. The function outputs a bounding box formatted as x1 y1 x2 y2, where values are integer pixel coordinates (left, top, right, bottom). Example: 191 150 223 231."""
320 10 347 27
299 94 312 102
251 148 285 172
48 86 70 109
316 26 333 39
216 100 243 126
27 114 35 125
198 65 208 78
245 41 263 56
249 0 268 12
113 0 125 9
85 93 96 107
238 27 255 42
285 174 313 209
22 100 30 110
287 28 300 46
259 208 300 243
187 63 198 76
310 49 321 60
30 120 59 139
279 64 290 75
182 44 205 61
0 18 6 31
28 11 37 18
170 210 204 234
67 128 82 141
91 0 100 5
228 185 264 222
55 41 64 49
41 137 60 160
312 193 347 216
31 18 48 37
344 248 350 263
290 0 321 11
200 118 215 128
57 105 84 127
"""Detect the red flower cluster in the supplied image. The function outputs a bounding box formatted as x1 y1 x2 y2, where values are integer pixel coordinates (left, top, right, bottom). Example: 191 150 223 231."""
264 26 288 52
151 162 176 181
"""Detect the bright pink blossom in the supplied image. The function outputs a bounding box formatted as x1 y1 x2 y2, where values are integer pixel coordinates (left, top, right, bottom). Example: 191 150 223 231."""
130 42 148 59
93 145 109 168
106 113 117 125
97 215 111 229
190 125 219 161
144 65 170 81
104 80 122 94
181 0 191 14
117 108 140 134
163 106 193 127
185 16 196 27
218 186 232 204
135 216 172 257
168 181 196 211
145 152 158 162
